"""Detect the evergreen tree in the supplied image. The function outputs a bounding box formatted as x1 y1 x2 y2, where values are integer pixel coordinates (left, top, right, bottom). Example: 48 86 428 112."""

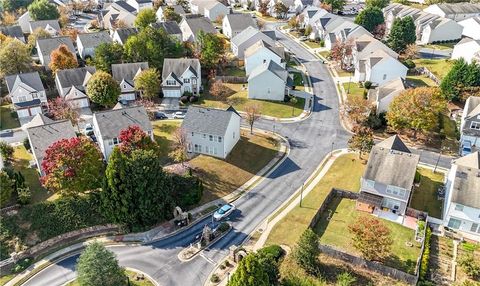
28 0 60 20
387 16 416 53
134 8 157 29
354 6 384 32
227 253 270 286
440 58 480 101
293 228 320 275
93 42 124 72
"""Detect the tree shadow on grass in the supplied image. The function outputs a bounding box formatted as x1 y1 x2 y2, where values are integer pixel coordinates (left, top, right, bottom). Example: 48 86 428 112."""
312 196 342 239
318 253 376 286
384 255 417 275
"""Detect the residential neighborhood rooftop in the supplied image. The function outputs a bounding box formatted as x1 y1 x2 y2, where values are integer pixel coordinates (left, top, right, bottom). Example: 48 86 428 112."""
452 152 480 209
181 106 240 136
93 106 152 140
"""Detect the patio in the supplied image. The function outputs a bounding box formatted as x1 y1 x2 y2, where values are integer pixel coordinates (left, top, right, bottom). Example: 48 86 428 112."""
373 208 418 230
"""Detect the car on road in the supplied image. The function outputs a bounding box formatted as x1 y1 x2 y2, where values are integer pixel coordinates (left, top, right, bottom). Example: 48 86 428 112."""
213 203 235 221
461 141 472 156
154 111 168 120
0 129 13 137
84 124 94 136
173 111 185 119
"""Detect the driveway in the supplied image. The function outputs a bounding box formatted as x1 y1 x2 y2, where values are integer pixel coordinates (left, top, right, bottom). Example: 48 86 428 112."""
159 97 180 111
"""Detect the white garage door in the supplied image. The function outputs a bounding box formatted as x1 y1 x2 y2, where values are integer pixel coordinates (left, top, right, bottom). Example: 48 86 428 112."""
75 99 89 108
16 109 30 118
163 89 181 98
30 107 42 116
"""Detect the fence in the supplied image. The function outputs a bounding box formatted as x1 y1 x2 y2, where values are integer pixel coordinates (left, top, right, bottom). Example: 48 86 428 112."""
308 188 359 228
406 207 428 220
0 205 20 216
214 76 248 84
415 67 441 85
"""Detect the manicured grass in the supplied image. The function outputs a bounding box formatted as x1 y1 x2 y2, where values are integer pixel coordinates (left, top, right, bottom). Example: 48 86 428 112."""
342 82 365 100
190 130 279 204
266 154 366 247
222 66 246 77
198 83 305 118
0 274 15 286
318 51 330 59
422 43 455 51
12 146 53 203
406 75 437 87
412 59 453 80
335 68 352 77
410 168 444 219
314 198 421 274
151 120 181 164
66 270 154 286
0 104 20 130
304 40 322 49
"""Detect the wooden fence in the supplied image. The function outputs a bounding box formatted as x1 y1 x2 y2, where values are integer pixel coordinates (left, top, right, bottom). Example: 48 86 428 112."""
214 76 248 84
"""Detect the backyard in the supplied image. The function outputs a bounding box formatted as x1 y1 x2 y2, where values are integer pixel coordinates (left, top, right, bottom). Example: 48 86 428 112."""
0 104 20 130
409 167 444 219
412 59 453 80
406 75 437 87
314 198 421 274
342 82 365 100
152 120 182 164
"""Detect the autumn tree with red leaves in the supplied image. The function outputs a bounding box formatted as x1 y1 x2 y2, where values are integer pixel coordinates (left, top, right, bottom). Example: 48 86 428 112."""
48 97 80 126
348 216 393 261
118 125 157 155
41 137 104 195
49 44 78 73
330 40 354 70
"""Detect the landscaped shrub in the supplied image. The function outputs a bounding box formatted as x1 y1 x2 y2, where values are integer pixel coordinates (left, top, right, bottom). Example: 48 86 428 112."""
12 257 33 273
210 274 219 283
364 81 372 89
17 187 31 205
218 222 230 232
336 272 357 286
180 96 189 104
170 174 203 209
23 137 31 151
419 227 432 281
189 95 199 103
403 59 416 69
257 244 285 262
459 254 480 280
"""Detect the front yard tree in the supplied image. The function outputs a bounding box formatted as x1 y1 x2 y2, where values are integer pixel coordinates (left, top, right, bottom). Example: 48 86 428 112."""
387 16 416 53
348 216 393 261
323 0 345 13
209 80 232 102
134 8 157 29
440 58 480 101
118 125 157 155
274 2 288 19
134 68 161 99
0 171 14 207
354 6 384 33
41 137 104 195
345 96 371 126
293 228 320 275
401 43 419 60
169 127 189 166
228 253 270 286
48 97 80 126
386 87 447 139
163 6 182 23
0 38 32 77
288 15 299 30
195 31 226 70
0 141 14 163
77 241 126 286
366 0 389 8
27 27 51 51
348 126 374 159
245 103 261 134
49 44 78 73
304 24 312 37
86 71 120 107
259 1 269 16
28 0 60 20
330 39 353 70
93 42 124 72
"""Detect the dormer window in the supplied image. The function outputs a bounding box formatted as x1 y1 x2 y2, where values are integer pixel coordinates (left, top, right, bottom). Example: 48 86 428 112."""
166 80 176 85
471 122 480 130
184 78 190 84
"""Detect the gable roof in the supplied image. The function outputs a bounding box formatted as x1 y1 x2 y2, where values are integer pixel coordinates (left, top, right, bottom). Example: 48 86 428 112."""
181 105 239 136
204 0 228 11
113 28 138 44
464 96 480 119
231 26 275 47
364 135 419 189
182 16 217 37
111 1 137 13
22 113 54 130
160 4 186 15
29 20 61 32
451 151 480 209
249 60 290 83
36 36 75 58
56 66 96 90
0 25 24 41
93 106 152 140
111 62 149 85
162 58 201 81
151 21 182 35
375 77 406 101
430 3 480 15
244 40 285 59
5 72 45 93
224 13 257 31
77 31 112 48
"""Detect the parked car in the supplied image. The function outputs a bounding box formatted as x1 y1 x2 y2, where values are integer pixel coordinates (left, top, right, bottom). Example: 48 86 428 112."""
213 203 235 221
155 111 168 120
461 141 472 156
173 111 185 119
0 129 12 137
299 36 308 41
84 123 94 136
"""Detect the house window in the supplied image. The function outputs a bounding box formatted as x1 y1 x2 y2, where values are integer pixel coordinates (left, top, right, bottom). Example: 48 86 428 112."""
166 80 176 85
32 92 38 99
470 122 480 130
108 140 113 146
386 185 406 198
113 137 119 145
191 132 194 136
194 144 202 152
184 78 190 84
470 223 479 233
447 218 461 229
383 74 387 80
18 95 27 102
218 136 222 143
203 134 206 139
365 179 375 188
455 204 464 211
267 87 271 94
209 135 213 141
233 132 235 139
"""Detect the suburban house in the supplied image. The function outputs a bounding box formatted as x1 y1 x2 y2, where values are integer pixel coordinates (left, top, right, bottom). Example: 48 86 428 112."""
111 62 149 101
179 16 217 42
299 5 323 29
29 19 61 35
77 31 113 60
231 26 276 59
423 3 480 21
18 11 32 33
161 58 201 97
460 96 480 152
0 25 25 42
156 5 187 22
442 152 480 242
244 40 285 76
368 77 406 113
181 105 241 159
99 1 137 30
203 1 230 22
92 106 153 159
323 21 359 50
451 38 480 64
248 60 292 101
26 118 77 175
356 135 420 218
5 72 47 119
111 27 138 45
266 0 296 18
36 36 76 69
126 0 153 12
458 17 480 40
150 21 183 41
354 49 408 86
222 13 257 39
419 17 463 44
55 66 96 108
307 10 344 40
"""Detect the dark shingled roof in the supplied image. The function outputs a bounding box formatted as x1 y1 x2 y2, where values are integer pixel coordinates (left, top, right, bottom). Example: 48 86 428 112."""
93 106 152 140
0 25 24 41
224 13 257 31
113 28 138 44
151 21 182 35
112 1 137 13
29 20 61 32
181 106 239 136
56 66 96 90
162 58 201 82
5 72 45 93
77 31 112 48
451 152 480 209
36 36 75 57
183 17 217 37
14 98 42 108
111 62 149 85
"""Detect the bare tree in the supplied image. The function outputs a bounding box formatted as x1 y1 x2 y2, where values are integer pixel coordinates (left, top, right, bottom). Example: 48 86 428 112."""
244 103 261 134
209 80 233 102
169 127 189 166
330 39 354 70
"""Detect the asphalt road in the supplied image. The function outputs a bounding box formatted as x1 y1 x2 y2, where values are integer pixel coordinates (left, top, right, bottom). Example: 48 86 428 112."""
20 24 453 286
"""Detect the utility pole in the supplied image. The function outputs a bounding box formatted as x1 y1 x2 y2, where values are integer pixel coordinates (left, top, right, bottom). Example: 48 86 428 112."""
299 183 304 207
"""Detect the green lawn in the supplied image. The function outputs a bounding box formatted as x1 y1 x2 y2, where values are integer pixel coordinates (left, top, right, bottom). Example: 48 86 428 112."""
342 82 365 100
314 198 421 274
406 75 437 87
222 66 246 77
335 68 352 77
198 83 305 118
304 40 322 49
410 168 444 219
318 51 330 59
0 104 20 130
0 274 14 286
412 59 453 80
67 270 154 286
440 114 460 153
266 154 366 247
190 130 279 204
151 120 181 164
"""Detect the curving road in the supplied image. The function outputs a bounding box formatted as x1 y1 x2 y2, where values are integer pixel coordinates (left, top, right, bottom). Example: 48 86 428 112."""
21 24 452 286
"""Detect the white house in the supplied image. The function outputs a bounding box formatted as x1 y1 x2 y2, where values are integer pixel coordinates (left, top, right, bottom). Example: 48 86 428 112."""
99 1 137 30
323 21 359 50
204 1 230 22
423 3 480 21
179 16 217 42
26 118 77 175
126 0 153 12
161 58 201 97
36 36 76 69
111 28 138 45
460 96 480 151
354 50 408 86
248 60 292 101
451 38 480 64
458 17 480 40
222 13 257 39
266 0 295 18
231 26 276 59
77 31 112 60
156 5 186 22
55 66 96 108
111 62 149 101
4 72 47 119
356 135 419 219
419 18 463 44
368 77 406 113
443 152 480 242
18 11 32 33
92 105 153 159
181 105 241 159
29 20 61 35
244 40 285 76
